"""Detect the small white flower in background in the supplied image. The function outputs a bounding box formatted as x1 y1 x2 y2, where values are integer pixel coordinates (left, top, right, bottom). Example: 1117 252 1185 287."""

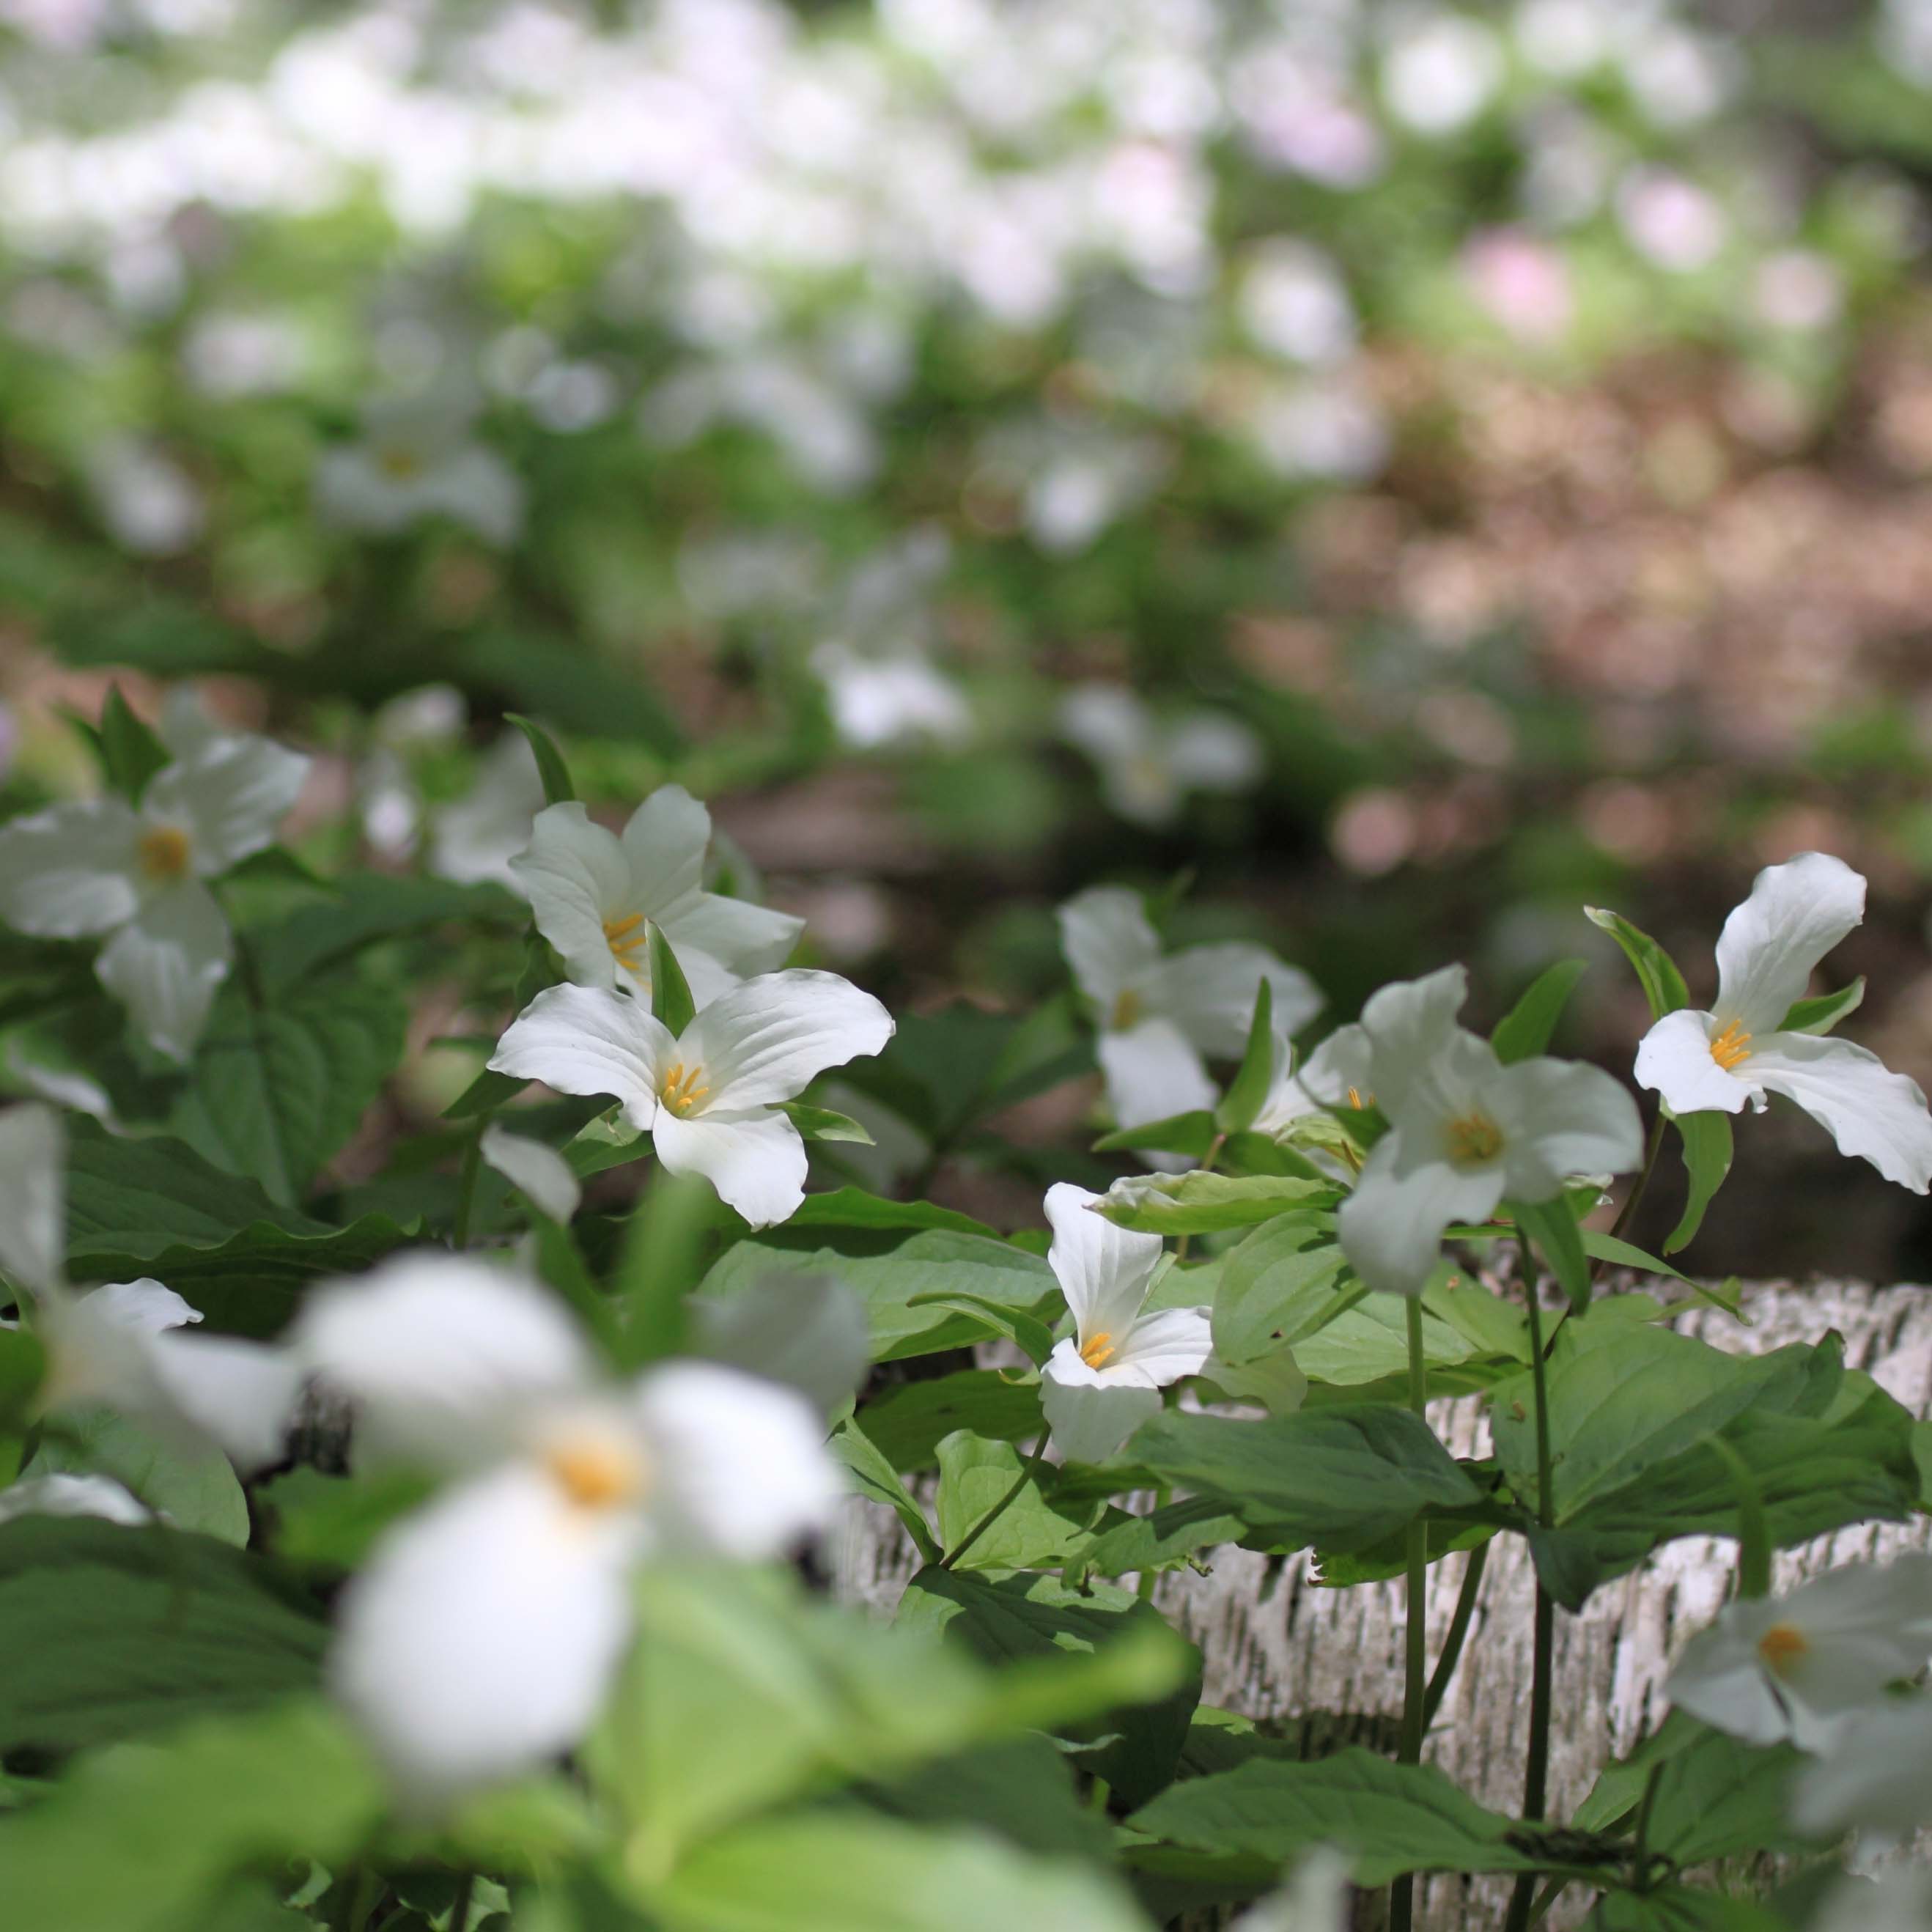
1665 1558 1932 1753
1237 240 1357 368
87 438 204 557
1058 684 1265 829
1335 965 1644 1296
1380 12 1503 136
314 397 524 547
1232 1848 1352 1932
512 786 804 1009
0 690 310 1061
1807 1868 1932 1932
1791 1695 1932 1842
0 1471 152 1528
428 731 545 889
1633 853 1932 1193
1252 1024 1375 1143
1059 885 1321 1130
294 1255 840 1796
1038 1183 1212 1464
487 969 894 1228
811 643 973 752
478 1122 580 1225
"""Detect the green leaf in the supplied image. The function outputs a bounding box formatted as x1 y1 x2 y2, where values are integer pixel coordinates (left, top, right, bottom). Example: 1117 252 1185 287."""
1093 1172 1338 1236
256 1465 439 1571
443 1067 531 1121
905 1292 1055 1365
828 1416 940 1565
462 629 685 756
0 1328 45 1431
784 1190 998 1238
861 1736 1115 1863
97 687 170 805
504 712 576 805
1128 1404 1483 1554
1512 1195 1592 1310
0 1696 381 1932
1584 907 1689 1022
1587 1889 1789 1931
0 1517 328 1752
26 1407 248 1543
650 925 696 1036
169 976 410 1206
1293 1297 1475 1391
1129 1748 1609 1884
776 1102 876 1146
860 1371 1044 1472
1490 960 1588 1064
251 873 522 994
1214 979 1275 1135
1664 1110 1733 1255
1092 1110 1217 1157
1212 1217 1347 1368
934 1434 1087 1572
1780 978 1865 1036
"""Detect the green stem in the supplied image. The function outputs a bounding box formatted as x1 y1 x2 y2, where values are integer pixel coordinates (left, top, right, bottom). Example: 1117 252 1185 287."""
1391 1297 1432 1932
1420 1539 1489 1730
451 1128 484 1251
940 1439 1048 1571
1175 1132 1227 1264
1631 1761 1666 1892
1709 1434 1771 1599
347 1869 383 1932
449 1872 475 1932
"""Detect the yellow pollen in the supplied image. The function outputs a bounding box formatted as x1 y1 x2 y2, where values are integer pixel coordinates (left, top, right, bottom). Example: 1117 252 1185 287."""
1710 1019 1753 1072
545 1438 644 1511
377 443 424 481
136 825 192 882
1757 1622 1809 1677
1110 989 1144 1031
1080 1331 1117 1368
1445 1113 1504 1167
660 1061 710 1115
603 910 649 972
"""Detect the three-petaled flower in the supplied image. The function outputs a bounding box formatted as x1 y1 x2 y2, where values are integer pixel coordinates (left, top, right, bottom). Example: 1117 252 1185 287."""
1335 965 1644 1295
487 968 893 1227
1633 852 1932 1192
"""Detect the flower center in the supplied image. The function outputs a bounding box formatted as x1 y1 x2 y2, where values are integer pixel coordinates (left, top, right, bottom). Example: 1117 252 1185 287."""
1346 1086 1370 1110
1445 1111 1503 1168
603 910 649 975
1710 1018 1753 1072
136 825 193 882
1109 989 1143 1031
1079 1330 1117 1368
377 443 425 482
660 1061 710 1116
544 1434 648 1513
1756 1621 1808 1678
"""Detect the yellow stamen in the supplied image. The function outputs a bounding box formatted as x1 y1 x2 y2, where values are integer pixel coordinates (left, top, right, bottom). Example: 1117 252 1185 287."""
136 825 192 882
1080 1331 1117 1368
1110 989 1143 1031
377 443 424 481
1346 1086 1367 1110
660 1061 710 1116
603 911 649 973
1710 1018 1753 1072
545 1437 646 1512
1757 1622 1809 1678
1445 1112 1504 1167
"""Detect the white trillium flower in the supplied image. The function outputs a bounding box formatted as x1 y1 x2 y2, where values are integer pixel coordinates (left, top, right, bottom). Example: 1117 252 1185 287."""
1335 966 1644 1296
1058 685 1266 829
1665 1557 1932 1753
811 642 973 752
314 402 524 547
689 1273 871 1420
1792 1695 1932 1841
479 1121 581 1225
1807 1869 1932 1932
512 788 804 1009
429 731 546 889
1253 1024 1375 1140
487 970 894 1228
1059 886 1322 1129
1233 1848 1352 1932
0 692 309 1061
293 1256 840 1796
0 1471 152 1528
1633 852 1932 1192
1038 1183 1212 1464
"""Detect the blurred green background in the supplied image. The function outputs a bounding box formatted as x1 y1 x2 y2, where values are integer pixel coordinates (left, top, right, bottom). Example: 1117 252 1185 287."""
7 0 1932 1275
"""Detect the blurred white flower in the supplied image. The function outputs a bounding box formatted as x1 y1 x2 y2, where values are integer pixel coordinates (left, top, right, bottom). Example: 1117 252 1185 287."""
1807 1870 1932 1932
1617 168 1727 273
315 399 524 545
1058 684 1264 827
88 440 204 558
1754 250 1844 333
182 312 304 398
1620 25 1737 130
1238 241 1357 367
1381 12 1504 136
813 644 973 752
428 731 545 889
0 1471 152 1527
1245 382 1390 484
1513 0 1610 78
479 1121 580 1226
1793 1695 1932 1840
1464 230 1574 344
1234 1850 1352 1932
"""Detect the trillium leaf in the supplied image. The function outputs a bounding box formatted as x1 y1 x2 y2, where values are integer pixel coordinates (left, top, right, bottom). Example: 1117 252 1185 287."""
1663 1109 1733 1255
1586 1887 1791 1931
1211 1215 1349 1367
26 1406 248 1544
1778 977 1865 1036
649 924 696 1035
251 873 523 994
1489 959 1588 1064
905 1291 1055 1365
1093 1109 1218 1157
1092 1173 1338 1236
860 1371 1045 1473
934 1432 1088 1571
1510 1195 1592 1310
98 687 171 805
778 1101 877 1145
1584 906 1689 1021
503 711 577 806
442 1066 531 1120
829 1416 940 1565
1213 978 1274 1135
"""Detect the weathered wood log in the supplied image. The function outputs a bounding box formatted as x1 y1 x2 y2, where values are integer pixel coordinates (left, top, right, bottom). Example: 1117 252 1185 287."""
830 1280 1932 1930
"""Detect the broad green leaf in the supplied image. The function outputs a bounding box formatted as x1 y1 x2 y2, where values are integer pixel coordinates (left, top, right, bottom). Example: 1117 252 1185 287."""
649 926 696 1035
443 1067 531 1120
1490 959 1588 1064
1584 907 1689 1021
1093 1110 1217 1157
934 1433 1086 1571
1094 1172 1337 1236
861 1735 1115 1863
1292 1297 1474 1390
0 1518 327 1752
256 1466 439 1571
462 629 685 756
0 1328 45 1429
784 1190 998 1238
904 1292 1055 1365
98 687 169 804
1214 978 1275 1135
777 1102 876 1146
828 1416 940 1564
860 1371 1044 1472
1779 978 1864 1036
169 976 409 1206
504 712 577 805
1512 1194 1591 1310
1082 1495 1252 1577
251 873 522 994
1211 1214 1348 1368
25 1407 247 1543
1664 1110 1733 1255
1587 1889 1789 1931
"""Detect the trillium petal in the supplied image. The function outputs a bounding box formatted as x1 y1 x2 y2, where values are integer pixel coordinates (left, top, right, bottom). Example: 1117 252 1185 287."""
296 1256 596 1470
633 1360 840 1557
1141 944 1323 1058
1633 1009 1755 1118
148 1332 303 1473
1110 1305 1215 1386
511 804 634 994
330 1462 635 1797
426 446 524 547
79 1277 200 1335
660 892 806 1007
0 798 142 938
689 1273 870 1418
1057 886 1162 1011
1162 713 1266 793
618 785 712 919
1338 1133 1503 1296
1098 1018 1217 1127
1714 851 1866 1036
480 1121 583 1225
1358 966 1472 1116
1792 1700 1932 1838
679 968 893 1110
0 1102 67 1296
431 733 544 889
1296 1024 1375 1108
95 881 232 1063
0 1472 151 1527
1044 1181 1165 1349
1665 1616 1791 1747
145 733 311 874
1040 1344 1163 1463
1490 1058 1645 1202
488 984 675 1132
1746 1033 1932 1193
650 1107 808 1229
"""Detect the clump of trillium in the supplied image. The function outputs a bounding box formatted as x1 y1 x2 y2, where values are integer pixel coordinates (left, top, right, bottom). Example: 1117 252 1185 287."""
487 969 893 1227
513 784 803 1007
1058 885 1321 1132
1634 852 1932 1192
1057 684 1265 828
314 396 524 547
1334 965 1645 1295
292 1255 840 1797
0 693 309 1061
1037 1182 1213 1464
